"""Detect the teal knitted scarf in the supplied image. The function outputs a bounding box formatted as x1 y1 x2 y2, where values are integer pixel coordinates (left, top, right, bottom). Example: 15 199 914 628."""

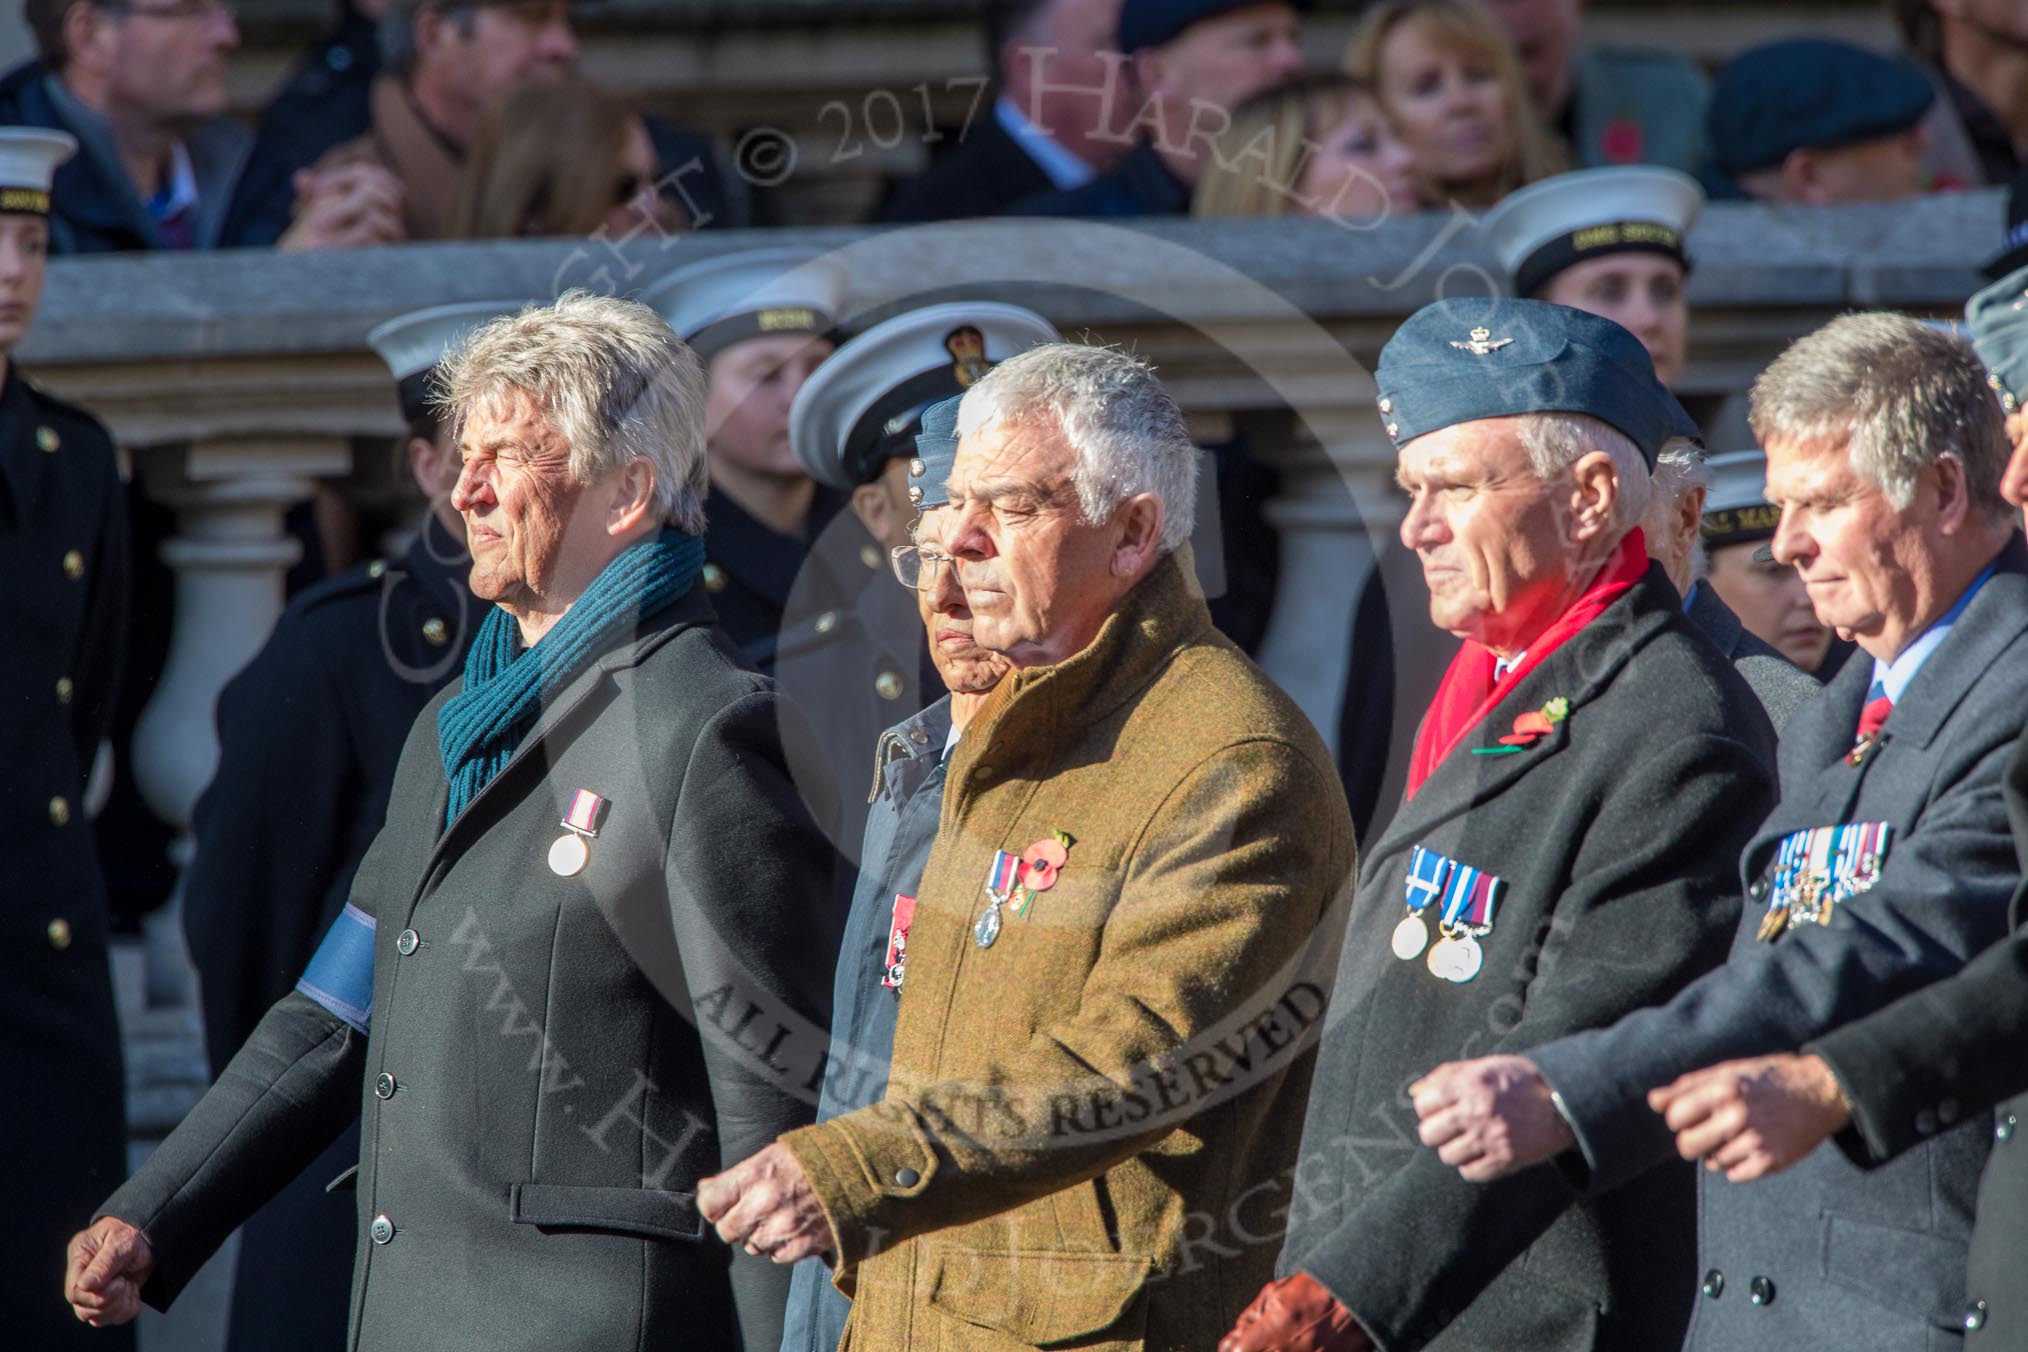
437 530 704 825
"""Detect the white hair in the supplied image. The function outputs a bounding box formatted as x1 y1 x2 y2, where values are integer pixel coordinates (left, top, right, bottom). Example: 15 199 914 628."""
956 342 1199 553
1750 311 2013 525
1514 412 1654 534
1643 436 1711 581
438 290 709 535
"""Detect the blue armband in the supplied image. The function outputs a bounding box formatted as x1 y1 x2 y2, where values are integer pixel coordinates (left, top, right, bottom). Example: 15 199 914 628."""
296 901 376 1033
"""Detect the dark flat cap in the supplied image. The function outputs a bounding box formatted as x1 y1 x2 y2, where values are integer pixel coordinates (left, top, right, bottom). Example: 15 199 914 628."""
1375 298 1673 467
1118 0 1309 54
1709 38 1934 176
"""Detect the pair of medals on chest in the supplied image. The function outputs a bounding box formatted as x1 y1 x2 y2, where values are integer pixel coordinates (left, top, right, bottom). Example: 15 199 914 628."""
546 788 609 877
973 832 1074 948
1393 845 1505 984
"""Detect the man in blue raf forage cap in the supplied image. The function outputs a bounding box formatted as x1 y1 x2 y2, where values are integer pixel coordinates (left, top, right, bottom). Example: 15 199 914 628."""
177 298 511 1352
773 300 1057 865
778 394 1010 1352
1224 297 1779 1352
1416 310 2028 1352
0 124 134 1352
1709 38 1934 204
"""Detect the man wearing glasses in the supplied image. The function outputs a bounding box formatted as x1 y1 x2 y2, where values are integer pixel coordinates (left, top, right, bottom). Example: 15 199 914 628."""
779 397 1010 1352
1 0 402 251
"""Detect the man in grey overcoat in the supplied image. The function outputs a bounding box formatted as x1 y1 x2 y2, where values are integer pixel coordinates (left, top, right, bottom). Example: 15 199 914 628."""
63 293 839 1352
1416 311 2028 1352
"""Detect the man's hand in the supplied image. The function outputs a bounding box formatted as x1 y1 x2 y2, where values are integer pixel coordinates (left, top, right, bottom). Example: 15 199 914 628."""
1648 1053 1851 1183
276 165 406 252
697 1142 835 1265
1412 1054 1575 1182
65 1217 155 1327
1218 1273 1371 1352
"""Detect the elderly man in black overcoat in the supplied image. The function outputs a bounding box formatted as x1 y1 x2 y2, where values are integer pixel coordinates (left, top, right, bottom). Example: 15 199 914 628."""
1416 311 2028 1352
63 292 839 1352
1221 299 1780 1352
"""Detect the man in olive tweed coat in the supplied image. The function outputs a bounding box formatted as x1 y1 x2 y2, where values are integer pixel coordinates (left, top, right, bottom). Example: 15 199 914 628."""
700 342 1357 1351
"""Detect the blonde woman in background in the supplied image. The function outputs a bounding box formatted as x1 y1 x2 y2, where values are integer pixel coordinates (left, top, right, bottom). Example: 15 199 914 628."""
450 79 686 239
1347 0 1565 208
1194 72 1423 220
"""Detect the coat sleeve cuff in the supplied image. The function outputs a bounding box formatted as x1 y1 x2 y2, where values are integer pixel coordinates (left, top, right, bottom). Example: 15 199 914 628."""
781 1101 938 1265
1528 1039 1675 1195
1806 1026 1923 1167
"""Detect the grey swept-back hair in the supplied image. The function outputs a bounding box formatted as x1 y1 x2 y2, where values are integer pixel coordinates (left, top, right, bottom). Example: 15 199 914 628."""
1749 311 2012 526
438 290 709 534
956 342 1199 553
1514 412 1654 535
1643 436 1711 580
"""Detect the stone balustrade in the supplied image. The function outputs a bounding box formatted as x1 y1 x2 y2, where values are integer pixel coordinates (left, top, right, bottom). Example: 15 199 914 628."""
30 191 1997 1141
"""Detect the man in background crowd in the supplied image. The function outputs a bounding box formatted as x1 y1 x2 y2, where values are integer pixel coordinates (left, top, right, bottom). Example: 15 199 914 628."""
880 0 1127 222
1 0 402 251
1012 0 1304 216
1708 37 1935 204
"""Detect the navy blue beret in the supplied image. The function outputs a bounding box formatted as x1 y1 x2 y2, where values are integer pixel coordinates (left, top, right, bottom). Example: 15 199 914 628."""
908 395 964 510
1375 298 1673 467
1118 0 1310 54
1709 38 1934 176
1659 382 1703 448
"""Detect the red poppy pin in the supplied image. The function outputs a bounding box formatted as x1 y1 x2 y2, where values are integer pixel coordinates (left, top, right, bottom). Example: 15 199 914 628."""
1476 697 1571 754
1014 830 1075 916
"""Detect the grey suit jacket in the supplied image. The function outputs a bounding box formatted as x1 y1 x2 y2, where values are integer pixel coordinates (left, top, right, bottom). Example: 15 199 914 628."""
1685 582 1820 732
99 586 839 1352
1531 536 2028 1351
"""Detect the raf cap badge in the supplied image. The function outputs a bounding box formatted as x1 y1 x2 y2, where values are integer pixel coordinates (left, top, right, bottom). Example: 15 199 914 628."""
1450 327 1514 356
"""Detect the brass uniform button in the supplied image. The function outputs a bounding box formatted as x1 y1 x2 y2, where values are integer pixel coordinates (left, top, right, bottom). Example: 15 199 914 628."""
47 918 72 950
702 562 727 593
54 676 73 705
874 670 903 701
1385 422 1400 439
908 458 926 478
814 611 838 635
859 546 881 570
1377 398 1394 415
367 560 386 580
421 617 448 646
49 796 71 827
37 425 59 453
62 549 83 580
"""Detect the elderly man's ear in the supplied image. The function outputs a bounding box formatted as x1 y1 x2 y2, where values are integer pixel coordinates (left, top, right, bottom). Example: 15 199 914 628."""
1567 453 1622 543
605 459 659 537
1111 492 1167 579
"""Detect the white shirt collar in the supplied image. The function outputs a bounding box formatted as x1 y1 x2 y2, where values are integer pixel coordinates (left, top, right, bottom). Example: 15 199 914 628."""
150 141 199 223
994 94 1096 192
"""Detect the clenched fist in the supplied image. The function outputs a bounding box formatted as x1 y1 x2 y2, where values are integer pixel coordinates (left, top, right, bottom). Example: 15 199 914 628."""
65 1216 155 1327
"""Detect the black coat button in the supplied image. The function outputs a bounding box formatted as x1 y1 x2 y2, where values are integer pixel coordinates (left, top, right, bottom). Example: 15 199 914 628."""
1966 1300 1988 1331
370 1214 394 1244
893 1167 920 1188
1702 1270 1725 1299
1998 1114 2017 1142
396 929 419 956
1749 1276 1775 1306
375 1073 397 1100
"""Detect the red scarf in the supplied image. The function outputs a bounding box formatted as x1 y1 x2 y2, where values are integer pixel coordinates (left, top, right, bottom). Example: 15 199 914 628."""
1404 529 1650 800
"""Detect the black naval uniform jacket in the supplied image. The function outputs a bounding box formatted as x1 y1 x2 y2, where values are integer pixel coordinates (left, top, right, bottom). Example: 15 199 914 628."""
1684 581 1819 732
1806 724 2028 1349
1280 566 1779 1352
0 367 131 1352
181 514 478 1352
700 484 848 676
99 585 840 1352
1530 538 2028 1352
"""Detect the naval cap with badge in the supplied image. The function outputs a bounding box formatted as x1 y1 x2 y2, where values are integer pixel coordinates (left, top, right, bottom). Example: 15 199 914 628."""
1707 37 1934 178
640 247 849 364
1374 297 1675 468
1117 0 1313 53
366 300 528 426
790 301 1060 491
1965 261 2028 420
0 125 76 219
1481 165 1704 300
